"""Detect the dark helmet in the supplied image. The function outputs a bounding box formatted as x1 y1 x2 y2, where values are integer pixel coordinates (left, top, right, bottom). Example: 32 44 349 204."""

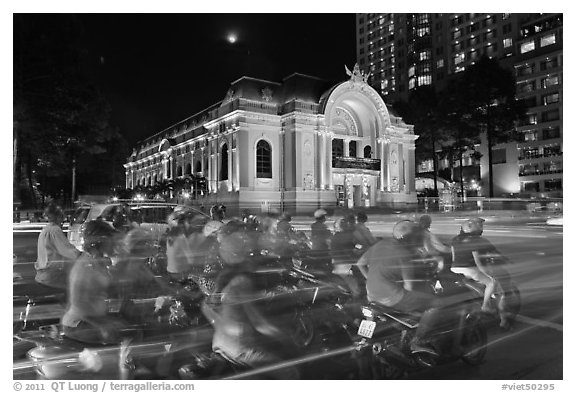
83 220 117 253
44 203 64 223
210 204 226 220
356 212 368 223
419 214 432 229
461 217 485 234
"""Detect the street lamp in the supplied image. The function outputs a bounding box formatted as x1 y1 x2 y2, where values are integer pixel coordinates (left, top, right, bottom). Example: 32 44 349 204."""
67 137 79 207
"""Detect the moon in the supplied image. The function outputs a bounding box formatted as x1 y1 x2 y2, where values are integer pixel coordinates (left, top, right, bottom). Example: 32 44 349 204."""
227 33 237 44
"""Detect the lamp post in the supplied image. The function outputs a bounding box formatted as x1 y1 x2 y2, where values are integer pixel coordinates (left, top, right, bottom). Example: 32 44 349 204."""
67 137 79 207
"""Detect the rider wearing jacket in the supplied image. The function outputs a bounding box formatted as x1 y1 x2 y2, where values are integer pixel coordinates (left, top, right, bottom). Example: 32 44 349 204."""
202 220 299 379
357 220 446 356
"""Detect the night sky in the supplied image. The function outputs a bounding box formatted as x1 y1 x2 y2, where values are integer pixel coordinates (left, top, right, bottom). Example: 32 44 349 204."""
72 13 357 145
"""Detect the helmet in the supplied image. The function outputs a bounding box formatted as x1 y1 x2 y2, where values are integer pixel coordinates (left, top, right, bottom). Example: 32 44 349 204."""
44 203 64 223
168 205 200 227
314 209 328 219
461 217 485 234
419 214 432 229
356 212 368 223
123 228 155 257
392 220 420 241
334 217 352 232
210 204 226 220
83 220 117 253
203 220 224 237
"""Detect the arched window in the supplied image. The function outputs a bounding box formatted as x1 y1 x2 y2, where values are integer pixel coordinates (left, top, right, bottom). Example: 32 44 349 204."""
177 165 183 177
349 141 357 157
256 140 272 178
364 145 372 158
185 163 192 176
220 143 229 180
195 161 202 174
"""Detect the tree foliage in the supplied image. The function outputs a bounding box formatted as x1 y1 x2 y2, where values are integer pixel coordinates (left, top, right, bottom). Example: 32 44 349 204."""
14 15 129 207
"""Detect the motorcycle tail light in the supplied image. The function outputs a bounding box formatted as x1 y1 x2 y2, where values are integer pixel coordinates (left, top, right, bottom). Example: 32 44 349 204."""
362 307 374 319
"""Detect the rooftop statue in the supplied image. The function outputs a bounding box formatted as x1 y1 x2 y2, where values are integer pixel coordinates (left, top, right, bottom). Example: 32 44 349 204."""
345 63 371 83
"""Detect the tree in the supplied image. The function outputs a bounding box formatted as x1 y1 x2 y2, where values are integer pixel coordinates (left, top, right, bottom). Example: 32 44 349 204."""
393 86 452 195
442 56 524 197
14 15 130 207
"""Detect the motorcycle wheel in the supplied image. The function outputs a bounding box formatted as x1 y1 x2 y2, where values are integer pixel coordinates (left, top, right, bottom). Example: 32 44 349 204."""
460 317 488 366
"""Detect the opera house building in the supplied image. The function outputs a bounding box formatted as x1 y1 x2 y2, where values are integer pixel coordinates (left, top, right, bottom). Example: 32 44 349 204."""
125 65 418 213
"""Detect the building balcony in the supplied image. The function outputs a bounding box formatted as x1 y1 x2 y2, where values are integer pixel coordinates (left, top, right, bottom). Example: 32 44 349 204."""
518 151 563 161
519 169 563 177
332 156 381 170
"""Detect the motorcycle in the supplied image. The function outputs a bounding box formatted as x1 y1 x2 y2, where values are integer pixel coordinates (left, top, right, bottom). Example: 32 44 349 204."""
18 277 212 380
351 258 489 379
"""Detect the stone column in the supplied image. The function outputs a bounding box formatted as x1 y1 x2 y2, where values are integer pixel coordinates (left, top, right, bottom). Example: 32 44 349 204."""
327 134 333 190
397 143 404 191
379 139 386 191
344 138 350 157
407 146 416 193
228 138 233 191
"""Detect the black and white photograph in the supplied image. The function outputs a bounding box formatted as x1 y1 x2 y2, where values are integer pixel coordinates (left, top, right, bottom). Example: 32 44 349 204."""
8 1 569 389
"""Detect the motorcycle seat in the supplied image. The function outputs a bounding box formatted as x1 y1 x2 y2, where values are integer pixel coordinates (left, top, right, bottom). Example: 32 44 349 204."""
366 302 421 328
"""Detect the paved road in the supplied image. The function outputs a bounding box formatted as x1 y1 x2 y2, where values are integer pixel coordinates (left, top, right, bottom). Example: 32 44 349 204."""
13 215 563 379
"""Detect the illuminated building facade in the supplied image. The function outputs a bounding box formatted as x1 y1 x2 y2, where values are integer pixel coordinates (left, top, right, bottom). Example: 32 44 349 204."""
125 70 418 213
357 13 563 197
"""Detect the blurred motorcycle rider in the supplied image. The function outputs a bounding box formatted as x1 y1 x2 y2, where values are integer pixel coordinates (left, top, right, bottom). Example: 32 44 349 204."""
35 203 81 289
451 218 507 326
356 220 445 356
353 211 378 250
166 206 208 281
309 209 333 271
419 214 451 271
110 228 169 324
331 216 363 298
61 220 125 344
202 220 299 379
196 204 227 296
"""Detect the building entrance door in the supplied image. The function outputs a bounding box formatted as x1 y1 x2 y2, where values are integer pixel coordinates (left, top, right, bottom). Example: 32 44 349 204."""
353 185 362 207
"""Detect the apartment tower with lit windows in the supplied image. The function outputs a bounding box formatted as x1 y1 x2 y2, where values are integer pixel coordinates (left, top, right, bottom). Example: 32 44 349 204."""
356 13 562 197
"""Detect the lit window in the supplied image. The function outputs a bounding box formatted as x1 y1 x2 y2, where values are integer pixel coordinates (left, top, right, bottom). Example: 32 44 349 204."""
541 75 559 89
454 52 465 65
409 78 416 90
419 51 431 61
408 66 415 77
418 75 432 86
437 59 444 68
542 93 560 106
256 140 272 179
540 33 556 47
520 40 535 54
503 38 513 48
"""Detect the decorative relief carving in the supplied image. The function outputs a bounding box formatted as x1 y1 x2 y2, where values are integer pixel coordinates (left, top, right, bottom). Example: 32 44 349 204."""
224 89 235 103
332 107 357 136
261 87 273 102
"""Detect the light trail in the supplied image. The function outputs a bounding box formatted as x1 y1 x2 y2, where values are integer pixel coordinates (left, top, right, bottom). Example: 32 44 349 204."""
222 343 358 379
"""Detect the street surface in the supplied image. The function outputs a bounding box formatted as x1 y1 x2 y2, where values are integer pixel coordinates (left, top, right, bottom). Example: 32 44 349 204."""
13 212 564 379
